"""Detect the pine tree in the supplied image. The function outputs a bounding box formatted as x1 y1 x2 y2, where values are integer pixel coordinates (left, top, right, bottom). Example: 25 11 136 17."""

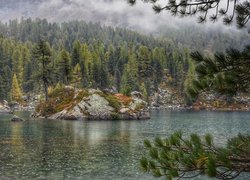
184 59 197 104
0 66 12 101
114 68 122 92
23 60 34 93
59 49 72 85
99 63 109 89
0 75 5 101
121 53 139 95
12 48 24 85
71 63 82 88
71 40 81 67
80 43 92 87
11 74 22 102
137 46 152 80
140 82 149 102
33 39 52 101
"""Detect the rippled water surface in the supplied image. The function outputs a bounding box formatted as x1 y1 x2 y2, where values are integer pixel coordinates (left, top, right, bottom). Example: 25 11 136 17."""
0 111 249 180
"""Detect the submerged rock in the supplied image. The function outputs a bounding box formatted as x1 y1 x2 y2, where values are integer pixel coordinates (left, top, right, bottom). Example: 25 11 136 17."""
32 87 150 120
11 115 24 122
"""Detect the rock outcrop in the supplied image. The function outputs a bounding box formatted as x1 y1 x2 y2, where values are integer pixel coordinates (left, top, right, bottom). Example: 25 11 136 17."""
0 101 11 113
32 87 150 120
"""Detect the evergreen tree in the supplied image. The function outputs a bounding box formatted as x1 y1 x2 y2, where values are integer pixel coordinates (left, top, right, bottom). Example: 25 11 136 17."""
59 49 72 85
99 63 109 89
11 74 22 102
33 39 52 101
23 60 34 93
114 68 122 91
121 53 139 95
80 43 92 87
0 66 12 101
71 63 82 88
140 82 149 102
0 75 5 100
137 46 152 80
184 59 197 104
12 48 24 84
71 40 81 67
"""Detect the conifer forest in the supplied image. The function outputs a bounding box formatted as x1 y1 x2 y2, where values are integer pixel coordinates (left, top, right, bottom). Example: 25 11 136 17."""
0 1 249 180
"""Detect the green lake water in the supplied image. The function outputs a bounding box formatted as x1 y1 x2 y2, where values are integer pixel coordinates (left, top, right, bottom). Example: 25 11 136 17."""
0 111 249 180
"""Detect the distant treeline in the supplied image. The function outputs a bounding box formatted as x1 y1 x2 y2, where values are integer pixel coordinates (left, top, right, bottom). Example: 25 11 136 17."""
0 18 247 102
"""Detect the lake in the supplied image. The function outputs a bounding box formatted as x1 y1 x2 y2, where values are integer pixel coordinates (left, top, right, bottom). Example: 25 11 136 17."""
0 111 249 180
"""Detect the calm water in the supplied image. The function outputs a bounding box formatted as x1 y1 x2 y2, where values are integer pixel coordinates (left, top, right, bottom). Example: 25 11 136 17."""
0 111 249 180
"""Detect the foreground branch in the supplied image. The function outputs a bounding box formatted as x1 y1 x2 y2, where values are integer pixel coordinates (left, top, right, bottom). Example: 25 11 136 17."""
140 132 250 179
128 0 250 28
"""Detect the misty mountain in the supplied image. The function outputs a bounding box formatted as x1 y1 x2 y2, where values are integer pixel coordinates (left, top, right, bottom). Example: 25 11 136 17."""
0 0 158 32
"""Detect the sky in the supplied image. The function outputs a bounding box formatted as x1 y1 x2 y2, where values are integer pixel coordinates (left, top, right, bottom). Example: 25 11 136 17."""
0 0 248 34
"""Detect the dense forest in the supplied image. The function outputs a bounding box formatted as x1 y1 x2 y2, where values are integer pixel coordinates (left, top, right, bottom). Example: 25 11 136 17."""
0 18 249 103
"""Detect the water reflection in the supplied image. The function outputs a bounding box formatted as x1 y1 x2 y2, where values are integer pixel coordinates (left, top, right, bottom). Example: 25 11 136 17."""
0 111 249 179
69 120 138 146
11 123 24 154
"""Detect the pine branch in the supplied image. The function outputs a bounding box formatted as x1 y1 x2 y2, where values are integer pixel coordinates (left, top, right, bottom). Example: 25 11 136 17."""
129 0 250 28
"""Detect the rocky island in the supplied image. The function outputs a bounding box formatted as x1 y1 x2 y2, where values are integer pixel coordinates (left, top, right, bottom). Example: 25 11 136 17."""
32 86 150 120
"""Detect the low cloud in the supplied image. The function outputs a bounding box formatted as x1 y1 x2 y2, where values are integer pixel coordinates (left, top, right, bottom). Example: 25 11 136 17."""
0 0 246 33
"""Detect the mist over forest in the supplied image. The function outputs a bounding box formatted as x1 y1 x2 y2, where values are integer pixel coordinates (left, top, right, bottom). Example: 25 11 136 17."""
1 0 249 53
1 0 249 34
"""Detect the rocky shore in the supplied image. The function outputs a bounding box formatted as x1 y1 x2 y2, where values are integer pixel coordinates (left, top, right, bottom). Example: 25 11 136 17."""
0 101 11 113
32 87 150 120
191 92 250 111
149 87 187 111
149 87 250 111
2 86 249 117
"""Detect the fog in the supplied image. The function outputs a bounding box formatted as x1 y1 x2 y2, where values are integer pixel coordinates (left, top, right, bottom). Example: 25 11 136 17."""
0 0 247 33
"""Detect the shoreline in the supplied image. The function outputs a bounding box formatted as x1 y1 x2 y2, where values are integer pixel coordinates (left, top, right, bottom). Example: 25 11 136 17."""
150 105 250 112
